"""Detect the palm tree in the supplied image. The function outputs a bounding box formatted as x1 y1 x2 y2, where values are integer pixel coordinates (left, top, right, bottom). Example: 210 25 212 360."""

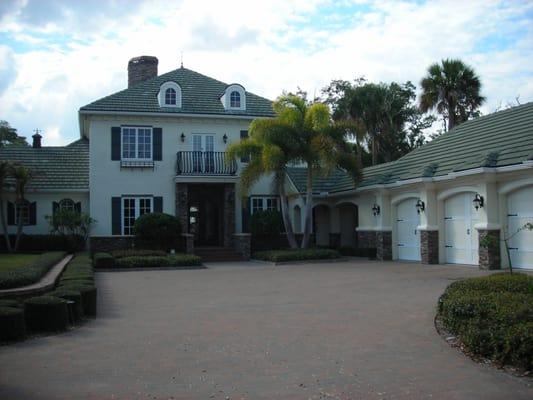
420 58 485 131
0 161 13 252
10 164 32 251
228 94 360 248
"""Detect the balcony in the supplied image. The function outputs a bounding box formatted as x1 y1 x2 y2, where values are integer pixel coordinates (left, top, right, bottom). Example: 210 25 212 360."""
176 151 237 175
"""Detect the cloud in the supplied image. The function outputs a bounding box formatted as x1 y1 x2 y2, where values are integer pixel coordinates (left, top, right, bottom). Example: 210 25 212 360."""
0 45 17 94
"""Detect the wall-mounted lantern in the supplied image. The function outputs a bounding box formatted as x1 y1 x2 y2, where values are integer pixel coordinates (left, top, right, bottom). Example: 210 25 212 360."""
180 133 185 142
415 199 425 214
473 193 484 210
372 203 381 216
223 134 228 144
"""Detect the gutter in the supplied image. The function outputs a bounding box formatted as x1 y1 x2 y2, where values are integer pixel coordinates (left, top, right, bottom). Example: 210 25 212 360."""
78 109 271 121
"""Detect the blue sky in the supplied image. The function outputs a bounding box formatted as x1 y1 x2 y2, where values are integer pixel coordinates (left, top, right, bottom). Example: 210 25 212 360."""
1 0 532 145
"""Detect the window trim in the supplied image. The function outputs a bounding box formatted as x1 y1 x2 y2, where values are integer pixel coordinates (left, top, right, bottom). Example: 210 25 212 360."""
58 198 76 212
121 196 153 236
250 196 280 214
121 126 153 161
223 84 246 110
158 81 182 108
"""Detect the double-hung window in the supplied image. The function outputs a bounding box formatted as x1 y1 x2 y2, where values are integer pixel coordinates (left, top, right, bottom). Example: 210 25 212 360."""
250 196 279 214
122 127 152 161
15 200 30 225
122 197 153 235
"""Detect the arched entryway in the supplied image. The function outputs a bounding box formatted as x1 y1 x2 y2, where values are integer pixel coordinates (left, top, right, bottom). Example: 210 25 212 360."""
336 203 359 248
313 204 331 247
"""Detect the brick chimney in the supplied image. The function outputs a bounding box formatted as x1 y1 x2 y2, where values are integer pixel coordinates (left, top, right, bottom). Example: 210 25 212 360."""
32 132 42 148
128 56 158 88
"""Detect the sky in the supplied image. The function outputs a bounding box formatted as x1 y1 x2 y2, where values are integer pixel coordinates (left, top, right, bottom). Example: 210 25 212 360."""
0 0 532 146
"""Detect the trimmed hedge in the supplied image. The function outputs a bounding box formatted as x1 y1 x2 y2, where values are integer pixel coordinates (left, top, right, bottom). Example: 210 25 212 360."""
0 251 67 289
0 306 26 341
338 246 377 258
24 296 69 332
110 249 167 259
113 254 202 269
438 273 533 371
253 248 341 262
49 289 84 322
0 299 22 308
58 253 97 317
93 252 114 269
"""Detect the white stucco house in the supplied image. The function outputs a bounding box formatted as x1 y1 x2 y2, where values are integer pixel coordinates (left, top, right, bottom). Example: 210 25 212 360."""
0 55 532 269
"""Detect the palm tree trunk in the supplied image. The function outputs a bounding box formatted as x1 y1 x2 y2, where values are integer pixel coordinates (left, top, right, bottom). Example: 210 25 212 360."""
0 199 12 252
371 137 377 166
14 208 23 252
278 184 298 249
447 103 456 131
301 169 314 248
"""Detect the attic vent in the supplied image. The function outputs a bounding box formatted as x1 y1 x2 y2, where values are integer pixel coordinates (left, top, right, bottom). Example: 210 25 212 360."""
482 151 499 167
421 163 438 177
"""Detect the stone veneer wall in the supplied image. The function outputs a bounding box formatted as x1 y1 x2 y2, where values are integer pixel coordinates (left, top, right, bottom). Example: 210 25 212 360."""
223 184 236 247
376 231 392 261
478 229 501 270
420 230 439 264
90 236 134 254
357 230 376 249
233 233 251 260
182 233 194 255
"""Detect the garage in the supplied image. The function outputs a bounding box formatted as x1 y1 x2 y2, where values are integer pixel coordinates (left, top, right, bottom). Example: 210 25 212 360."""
444 193 479 265
507 186 533 269
396 198 421 261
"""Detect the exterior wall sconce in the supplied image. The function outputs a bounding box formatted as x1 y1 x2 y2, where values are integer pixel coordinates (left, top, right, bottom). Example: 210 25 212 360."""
473 193 484 210
415 199 425 214
180 133 185 142
372 203 380 216
223 134 228 144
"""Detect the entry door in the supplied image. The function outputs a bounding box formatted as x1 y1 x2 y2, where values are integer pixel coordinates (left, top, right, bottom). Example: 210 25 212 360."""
507 186 533 269
192 134 215 172
396 198 421 261
444 193 479 265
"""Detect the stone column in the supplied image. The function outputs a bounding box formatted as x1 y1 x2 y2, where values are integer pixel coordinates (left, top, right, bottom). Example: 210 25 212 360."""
223 184 236 247
376 230 392 261
176 183 188 233
181 233 194 255
233 233 251 260
357 230 376 248
478 229 501 270
420 230 439 264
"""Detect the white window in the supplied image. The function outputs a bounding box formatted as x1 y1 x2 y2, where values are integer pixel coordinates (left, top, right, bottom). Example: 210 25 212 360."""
158 81 182 108
165 88 176 105
250 196 279 214
122 197 153 235
59 198 75 212
15 200 30 225
266 198 278 211
122 127 152 161
222 84 246 110
252 198 263 214
230 91 241 108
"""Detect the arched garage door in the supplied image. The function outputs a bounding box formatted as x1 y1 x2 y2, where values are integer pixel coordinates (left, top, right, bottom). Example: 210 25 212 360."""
396 198 420 261
507 186 533 269
444 193 479 265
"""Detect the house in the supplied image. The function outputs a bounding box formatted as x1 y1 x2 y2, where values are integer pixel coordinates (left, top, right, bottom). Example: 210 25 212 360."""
0 55 532 269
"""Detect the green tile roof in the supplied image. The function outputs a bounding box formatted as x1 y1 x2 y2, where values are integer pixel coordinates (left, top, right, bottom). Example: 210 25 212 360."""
80 67 275 118
287 102 533 194
0 139 89 191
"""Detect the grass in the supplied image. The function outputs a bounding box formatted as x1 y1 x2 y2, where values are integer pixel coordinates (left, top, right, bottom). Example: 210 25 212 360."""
0 252 67 290
0 254 42 273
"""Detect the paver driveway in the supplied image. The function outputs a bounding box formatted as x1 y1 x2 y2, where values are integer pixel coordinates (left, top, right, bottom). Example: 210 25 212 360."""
0 260 531 399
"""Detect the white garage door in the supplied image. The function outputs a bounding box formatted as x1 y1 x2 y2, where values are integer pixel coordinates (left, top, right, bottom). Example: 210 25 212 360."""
444 193 479 265
396 198 421 261
507 186 533 269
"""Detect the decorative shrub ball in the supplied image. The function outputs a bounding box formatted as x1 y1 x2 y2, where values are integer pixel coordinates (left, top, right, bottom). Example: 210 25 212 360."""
24 296 69 332
0 306 26 341
93 252 114 269
133 212 181 250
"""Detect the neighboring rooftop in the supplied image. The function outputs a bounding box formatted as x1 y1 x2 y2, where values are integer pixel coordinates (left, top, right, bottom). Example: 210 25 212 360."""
0 138 89 191
80 67 275 118
287 102 533 194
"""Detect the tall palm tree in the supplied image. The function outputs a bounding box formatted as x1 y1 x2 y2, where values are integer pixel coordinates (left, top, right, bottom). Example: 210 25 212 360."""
0 161 13 252
420 58 485 131
228 94 360 248
10 164 32 251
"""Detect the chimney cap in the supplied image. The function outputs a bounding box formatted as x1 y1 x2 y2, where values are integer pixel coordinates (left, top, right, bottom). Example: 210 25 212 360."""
32 132 42 148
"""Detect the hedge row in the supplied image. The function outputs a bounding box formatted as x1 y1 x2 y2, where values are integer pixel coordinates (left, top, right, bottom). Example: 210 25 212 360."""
0 253 97 342
438 273 533 371
253 248 341 262
0 234 85 252
93 250 202 269
0 251 67 290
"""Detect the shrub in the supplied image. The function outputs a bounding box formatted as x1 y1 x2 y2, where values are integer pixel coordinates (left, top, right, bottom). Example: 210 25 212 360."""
113 254 202 269
110 249 167 259
251 210 283 237
93 252 114 269
438 273 533 371
24 296 69 332
0 306 26 341
0 251 67 290
45 209 94 252
49 289 84 322
58 284 97 317
253 248 340 262
338 246 377 258
133 213 181 250
0 299 22 308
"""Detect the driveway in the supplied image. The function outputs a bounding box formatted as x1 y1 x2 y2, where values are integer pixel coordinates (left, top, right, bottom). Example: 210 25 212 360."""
0 260 531 399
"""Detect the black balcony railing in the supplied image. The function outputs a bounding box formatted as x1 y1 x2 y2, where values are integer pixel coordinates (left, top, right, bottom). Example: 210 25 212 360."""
176 151 237 175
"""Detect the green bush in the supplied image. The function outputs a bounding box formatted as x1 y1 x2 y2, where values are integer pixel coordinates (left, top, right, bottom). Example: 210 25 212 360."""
253 248 341 262
58 284 97 316
0 306 26 341
93 252 114 269
251 210 283 237
49 289 84 322
110 249 167 259
0 299 22 308
0 251 67 289
338 246 377 258
438 273 533 370
24 296 69 332
133 213 181 250
113 254 202 269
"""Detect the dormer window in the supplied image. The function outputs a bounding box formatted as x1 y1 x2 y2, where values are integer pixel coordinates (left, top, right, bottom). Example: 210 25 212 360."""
158 81 181 108
221 84 246 111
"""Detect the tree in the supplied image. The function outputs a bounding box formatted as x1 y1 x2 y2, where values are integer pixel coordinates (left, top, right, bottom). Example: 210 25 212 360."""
227 93 360 248
0 121 28 147
46 209 95 251
0 161 12 252
419 58 485 131
10 164 33 251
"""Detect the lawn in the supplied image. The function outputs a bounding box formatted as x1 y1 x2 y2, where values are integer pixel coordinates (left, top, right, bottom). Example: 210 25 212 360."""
0 252 66 290
0 254 41 273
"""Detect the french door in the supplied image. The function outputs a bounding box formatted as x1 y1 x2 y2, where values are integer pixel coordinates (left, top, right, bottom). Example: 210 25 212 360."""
192 134 214 172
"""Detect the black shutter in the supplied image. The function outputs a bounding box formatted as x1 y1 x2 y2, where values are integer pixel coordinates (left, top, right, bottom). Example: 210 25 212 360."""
75 202 82 213
242 196 251 233
111 127 121 161
154 196 163 213
29 202 37 226
153 128 162 161
52 201 59 215
112 197 121 235
240 130 249 162
7 202 15 226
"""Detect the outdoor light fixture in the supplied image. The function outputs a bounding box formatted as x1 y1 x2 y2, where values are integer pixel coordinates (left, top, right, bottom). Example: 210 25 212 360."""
180 133 185 142
372 203 380 216
473 193 484 210
415 199 425 214
223 134 228 144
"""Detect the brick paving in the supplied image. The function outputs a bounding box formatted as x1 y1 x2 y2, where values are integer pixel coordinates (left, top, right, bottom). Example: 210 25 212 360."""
0 260 531 399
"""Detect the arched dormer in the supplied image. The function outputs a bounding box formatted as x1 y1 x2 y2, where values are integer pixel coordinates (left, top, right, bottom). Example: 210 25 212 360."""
158 81 182 108
221 84 246 111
